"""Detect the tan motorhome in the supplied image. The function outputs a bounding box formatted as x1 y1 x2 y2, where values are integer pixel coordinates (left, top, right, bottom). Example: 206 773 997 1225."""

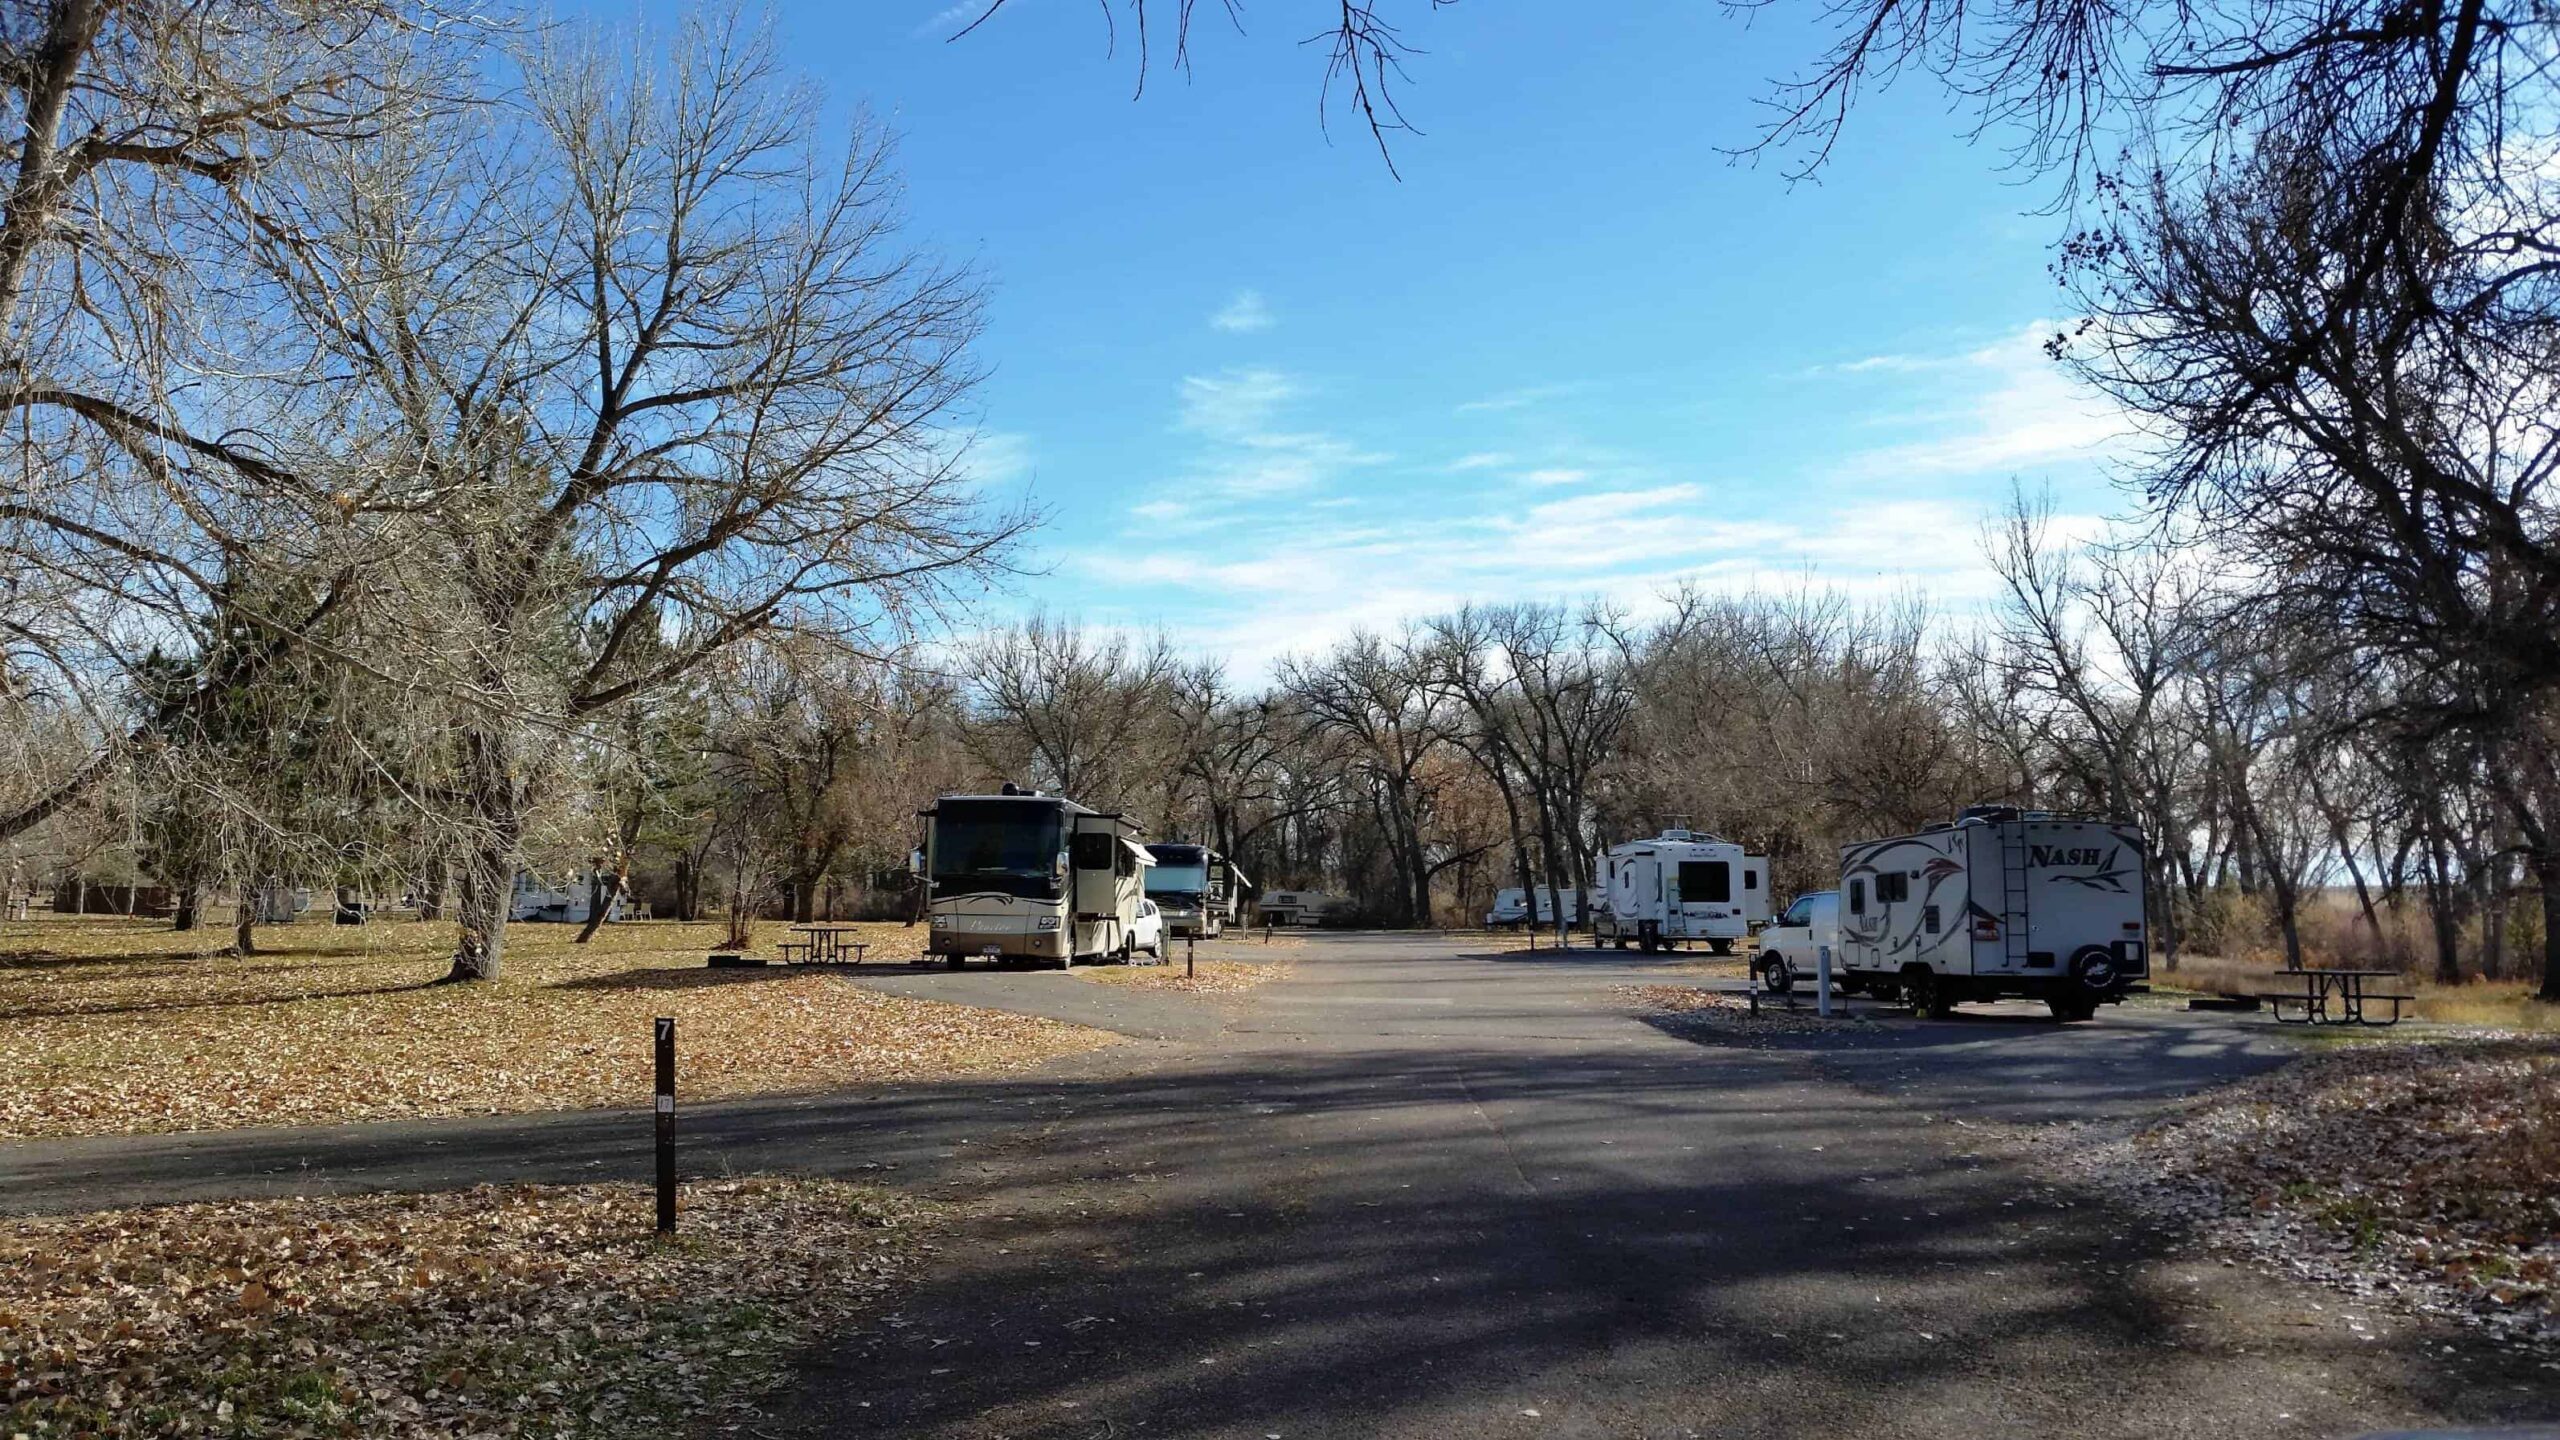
918 787 1152 968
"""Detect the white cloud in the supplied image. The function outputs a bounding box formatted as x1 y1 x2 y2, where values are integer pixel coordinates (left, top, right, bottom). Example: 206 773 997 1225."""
1209 289 1276 333
1446 451 1515 472
1520 467 1591 486
1167 367 1386 501
1129 499 1188 521
1454 382 1581 415
914 0 994 37
1827 323 2128 479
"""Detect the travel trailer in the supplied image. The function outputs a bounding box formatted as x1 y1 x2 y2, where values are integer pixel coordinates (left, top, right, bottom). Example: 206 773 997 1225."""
1258 889 1348 927
1836 806 2149 1020
1484 886 1582 929
1592 830 1770 952
919 787 1151 967
508 871 629 925
1143 844 1249 939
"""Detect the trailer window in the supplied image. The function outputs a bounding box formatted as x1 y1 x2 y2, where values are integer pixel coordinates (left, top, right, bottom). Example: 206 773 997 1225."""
1878 872 1909 904
1848 879 1865 914
1678 861 1731 903
1743 868 1758 891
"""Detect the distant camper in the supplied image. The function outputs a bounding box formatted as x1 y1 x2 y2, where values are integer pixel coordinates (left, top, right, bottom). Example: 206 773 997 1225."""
918 787 1151 968
1836 805 2148 1021
1144 843 1248 939
1593 830 1769 953
1484 886 1581 930
508 871 628 925
1258 889 1347 927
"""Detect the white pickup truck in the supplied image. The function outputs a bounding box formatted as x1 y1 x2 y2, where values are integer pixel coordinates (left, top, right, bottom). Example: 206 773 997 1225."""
1752 889 1838 994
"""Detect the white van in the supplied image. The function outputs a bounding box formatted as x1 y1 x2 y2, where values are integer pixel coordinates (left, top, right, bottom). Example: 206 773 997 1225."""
1753 889 1837 994
1591 830 1770 953
1837 806 2149 1020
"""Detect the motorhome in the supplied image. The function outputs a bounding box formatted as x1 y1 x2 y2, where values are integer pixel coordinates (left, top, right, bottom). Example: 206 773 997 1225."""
1143 843 1249 938
1836 806 2149 1020
508 870 629 925
1484 886 1582 930
1258 889 1347 927
1592 830 1770 953
919 787 1152 968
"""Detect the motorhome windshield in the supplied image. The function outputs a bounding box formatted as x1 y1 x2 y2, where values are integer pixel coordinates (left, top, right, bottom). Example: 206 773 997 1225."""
932 800 1068 899
1144 845 1210 898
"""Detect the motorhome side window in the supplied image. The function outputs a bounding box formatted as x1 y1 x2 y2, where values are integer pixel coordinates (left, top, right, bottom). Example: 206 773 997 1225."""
1877 872 1909 903
1848 879 1865 913
1071 833 1115 870
1678 861 1730 903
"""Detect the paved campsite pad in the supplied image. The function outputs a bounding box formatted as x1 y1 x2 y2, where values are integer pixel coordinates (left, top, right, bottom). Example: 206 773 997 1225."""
6 933 2555 1438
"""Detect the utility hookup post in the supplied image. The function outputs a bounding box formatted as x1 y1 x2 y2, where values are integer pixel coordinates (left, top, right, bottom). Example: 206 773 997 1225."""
1817 945 1833 1020
1186 931 1195 980
653 1017 676 1234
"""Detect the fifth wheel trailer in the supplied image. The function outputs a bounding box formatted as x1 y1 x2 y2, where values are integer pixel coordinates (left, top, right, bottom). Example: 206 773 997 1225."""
1592 830 1770 953
918 788 1152 968
1837 806 2149 1020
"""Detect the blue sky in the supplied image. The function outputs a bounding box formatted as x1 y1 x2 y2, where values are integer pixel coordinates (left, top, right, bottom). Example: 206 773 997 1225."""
661 4 2126 671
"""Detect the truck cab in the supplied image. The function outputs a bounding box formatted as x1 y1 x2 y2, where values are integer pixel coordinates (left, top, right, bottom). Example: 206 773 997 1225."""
1753 890 1838 994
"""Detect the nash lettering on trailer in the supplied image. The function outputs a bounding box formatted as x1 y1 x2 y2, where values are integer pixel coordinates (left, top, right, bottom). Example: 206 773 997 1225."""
2037 844 2134 894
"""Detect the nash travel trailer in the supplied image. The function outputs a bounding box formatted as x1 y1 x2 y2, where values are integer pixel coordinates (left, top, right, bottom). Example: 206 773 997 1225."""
1592 830 1769 953
1836 806 2149 1020
1143 844 1250 939
919 788 1151 968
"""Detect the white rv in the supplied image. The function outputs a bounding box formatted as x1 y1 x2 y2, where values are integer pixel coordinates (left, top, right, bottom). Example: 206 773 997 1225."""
1143 843 1249 939
1258 889 1347 927
1484 886 1585 929
1593 830 1770 952
1836 806 2148 1020
508 871 630 925
920 788 1152 968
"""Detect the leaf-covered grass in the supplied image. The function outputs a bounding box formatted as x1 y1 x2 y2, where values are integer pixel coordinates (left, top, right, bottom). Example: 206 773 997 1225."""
2140 1037 2560 1324
0 915 1114 1140
1 1177 934 1438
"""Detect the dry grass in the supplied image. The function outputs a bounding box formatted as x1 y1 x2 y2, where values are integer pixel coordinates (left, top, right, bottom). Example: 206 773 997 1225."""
0 915 1114 1141
1079 957 1290 995
2 1177 935 1438
1615 982 1862 1035
2155 953 2560 1033
2132 1038 2560 1330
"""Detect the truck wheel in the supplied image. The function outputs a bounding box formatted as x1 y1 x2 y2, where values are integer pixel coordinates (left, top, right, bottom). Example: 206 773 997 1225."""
1760 954 1794 995
1709 938 1735 957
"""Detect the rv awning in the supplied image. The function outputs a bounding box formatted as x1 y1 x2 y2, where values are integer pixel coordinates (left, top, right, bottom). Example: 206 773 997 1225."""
1121 838 1157 868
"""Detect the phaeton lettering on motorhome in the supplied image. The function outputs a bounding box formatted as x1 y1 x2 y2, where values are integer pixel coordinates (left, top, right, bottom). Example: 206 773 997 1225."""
1592 830 1769 952
1143 843 1249 938
918 787 1152 968
1835 805 2148 1019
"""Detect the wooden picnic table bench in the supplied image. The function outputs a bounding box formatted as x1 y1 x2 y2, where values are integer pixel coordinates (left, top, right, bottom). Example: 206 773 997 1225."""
789 925 870 966
2254 968 2412 1027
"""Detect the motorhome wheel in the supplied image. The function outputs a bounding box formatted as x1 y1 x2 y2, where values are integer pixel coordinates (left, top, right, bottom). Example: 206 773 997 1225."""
1759 954 1794 995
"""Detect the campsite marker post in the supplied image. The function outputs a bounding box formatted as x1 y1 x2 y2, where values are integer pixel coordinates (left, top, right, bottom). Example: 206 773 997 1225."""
1817 945 1833 1019
654 1017 676 1233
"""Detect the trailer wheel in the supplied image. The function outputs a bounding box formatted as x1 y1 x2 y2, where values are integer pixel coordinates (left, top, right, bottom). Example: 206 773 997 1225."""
1708 938 1735 957
944 953 964 970
1760 954 1794 995
1905 968 1956 1019
2047 993 2099 1022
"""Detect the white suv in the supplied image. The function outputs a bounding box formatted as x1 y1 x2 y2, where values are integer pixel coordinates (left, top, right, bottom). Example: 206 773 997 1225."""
1753 890 1837 994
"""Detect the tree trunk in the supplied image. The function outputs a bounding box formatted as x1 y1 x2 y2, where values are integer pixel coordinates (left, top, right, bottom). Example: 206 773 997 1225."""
233 897 258 956
449 842 513 982
574 861 627 944
417 855 445 921
2538 849 2560 1002
2421 825 2464 986
173 885 199 932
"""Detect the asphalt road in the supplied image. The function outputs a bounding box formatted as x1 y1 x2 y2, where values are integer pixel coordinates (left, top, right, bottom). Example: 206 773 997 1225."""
9 932 2556 1438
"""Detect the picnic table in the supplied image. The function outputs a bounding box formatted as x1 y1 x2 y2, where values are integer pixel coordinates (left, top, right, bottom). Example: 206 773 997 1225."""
778 925 870 966
2256 967 2411 1027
